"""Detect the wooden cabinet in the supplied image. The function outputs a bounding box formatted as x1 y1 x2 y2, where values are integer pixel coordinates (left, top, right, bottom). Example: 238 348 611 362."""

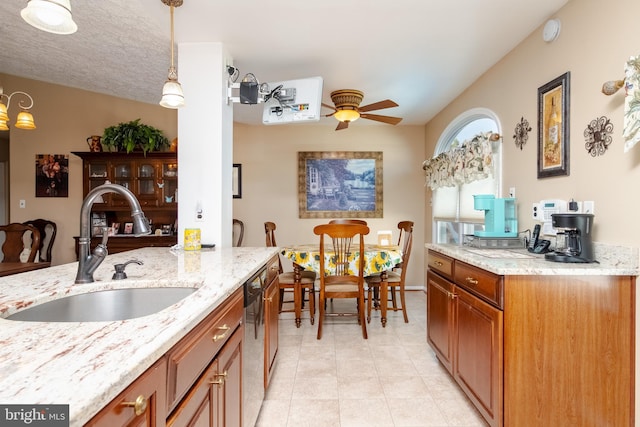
167 321 243 427
85 358 167 427
427 249 635 427
427 251 502 427
264 257 280 388
72 152 178 251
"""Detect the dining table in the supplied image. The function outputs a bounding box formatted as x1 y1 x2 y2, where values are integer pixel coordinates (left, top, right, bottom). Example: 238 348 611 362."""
0 262 51 277
281 243 403 327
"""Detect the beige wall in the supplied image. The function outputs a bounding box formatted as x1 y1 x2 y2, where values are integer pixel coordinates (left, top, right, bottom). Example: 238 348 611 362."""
1 72 177 265
232 123 426 287
424 0 640 248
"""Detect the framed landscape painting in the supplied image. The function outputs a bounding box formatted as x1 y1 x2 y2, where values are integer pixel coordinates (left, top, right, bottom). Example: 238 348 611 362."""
297 151 383 219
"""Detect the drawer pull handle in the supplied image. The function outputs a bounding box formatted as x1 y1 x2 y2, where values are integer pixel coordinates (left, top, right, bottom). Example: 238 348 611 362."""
434 261 443 266
264 296 273 303
212 324 231 342
465 277 479 285
121 395 147 416
210 371 228 386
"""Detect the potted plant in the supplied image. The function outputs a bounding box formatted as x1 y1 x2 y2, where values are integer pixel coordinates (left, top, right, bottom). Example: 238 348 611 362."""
102 119 170 155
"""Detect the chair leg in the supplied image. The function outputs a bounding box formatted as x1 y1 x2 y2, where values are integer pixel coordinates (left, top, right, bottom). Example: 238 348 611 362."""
399 283 408 323
359 294 368 339
308 285 315 325
317 293 324 340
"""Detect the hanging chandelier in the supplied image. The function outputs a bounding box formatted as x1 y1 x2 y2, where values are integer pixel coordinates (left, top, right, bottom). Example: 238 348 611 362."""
0 86 36 131
159 0 185 109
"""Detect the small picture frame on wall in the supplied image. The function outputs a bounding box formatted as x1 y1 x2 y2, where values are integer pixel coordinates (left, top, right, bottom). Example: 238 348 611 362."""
537 72 570 178
233 164 242 199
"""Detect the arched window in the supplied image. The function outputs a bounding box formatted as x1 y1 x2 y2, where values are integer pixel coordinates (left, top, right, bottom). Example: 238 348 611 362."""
430 108 502 244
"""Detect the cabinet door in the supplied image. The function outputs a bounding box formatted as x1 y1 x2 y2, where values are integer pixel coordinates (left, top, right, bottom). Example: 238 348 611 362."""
86 358 167 427
111 160 134 206
426 271 455 373
216 325 243 427
454 286 503 427
137 161 159 207
167 359 220 427
160 161 178 207
264 276 279 388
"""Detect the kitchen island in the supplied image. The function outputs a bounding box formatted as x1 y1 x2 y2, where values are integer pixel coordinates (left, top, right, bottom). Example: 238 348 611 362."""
426 243 638 427
0 246 280 426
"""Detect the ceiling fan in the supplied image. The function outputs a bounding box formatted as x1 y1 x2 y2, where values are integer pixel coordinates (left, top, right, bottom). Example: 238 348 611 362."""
322 89 402 131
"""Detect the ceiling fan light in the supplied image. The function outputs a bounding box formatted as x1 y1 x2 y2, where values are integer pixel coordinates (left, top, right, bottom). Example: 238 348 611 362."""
21 0 78 35
0 120 9 131
0 103 8 122
160 79 185 109
334 109 360 123
15 111 36 129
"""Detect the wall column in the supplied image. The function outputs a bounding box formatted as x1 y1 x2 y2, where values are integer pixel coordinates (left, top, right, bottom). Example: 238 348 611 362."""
177 42 233 247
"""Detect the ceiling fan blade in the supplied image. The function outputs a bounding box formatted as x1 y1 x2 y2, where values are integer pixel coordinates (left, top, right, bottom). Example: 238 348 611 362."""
358 99 398 113
360 113 403 125
322 102 337 111
336 121 349 131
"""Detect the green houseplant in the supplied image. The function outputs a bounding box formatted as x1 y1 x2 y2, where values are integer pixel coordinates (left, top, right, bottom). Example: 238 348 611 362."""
102 119 170 155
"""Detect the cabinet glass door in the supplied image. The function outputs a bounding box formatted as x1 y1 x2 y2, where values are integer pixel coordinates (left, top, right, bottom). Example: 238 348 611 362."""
161 162 178 206
112 162 133 206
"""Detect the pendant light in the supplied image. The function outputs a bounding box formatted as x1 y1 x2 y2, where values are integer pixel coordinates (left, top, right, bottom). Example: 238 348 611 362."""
21 0 78 35
160 0 185 109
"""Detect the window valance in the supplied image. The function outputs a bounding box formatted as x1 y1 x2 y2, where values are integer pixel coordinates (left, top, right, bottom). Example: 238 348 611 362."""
422 131 498 190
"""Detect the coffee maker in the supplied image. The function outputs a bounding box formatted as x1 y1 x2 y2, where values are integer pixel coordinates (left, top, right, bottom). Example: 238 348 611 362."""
544 213 595 263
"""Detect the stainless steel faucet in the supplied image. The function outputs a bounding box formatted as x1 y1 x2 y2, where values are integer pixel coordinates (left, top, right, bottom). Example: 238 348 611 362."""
75 183 152 284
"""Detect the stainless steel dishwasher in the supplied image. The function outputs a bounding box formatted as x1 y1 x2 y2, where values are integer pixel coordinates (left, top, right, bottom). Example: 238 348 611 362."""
243 265 266 427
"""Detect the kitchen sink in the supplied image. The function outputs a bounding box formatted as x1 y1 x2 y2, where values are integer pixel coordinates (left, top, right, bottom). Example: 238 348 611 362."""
5 287 197 322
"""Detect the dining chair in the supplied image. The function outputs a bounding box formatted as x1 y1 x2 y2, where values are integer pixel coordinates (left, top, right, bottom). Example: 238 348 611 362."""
366 220 413 323
313 222 370 339
328 219 368 225
233 219 244 247
0 223 41 263
264 221 317 325
23 219 57 263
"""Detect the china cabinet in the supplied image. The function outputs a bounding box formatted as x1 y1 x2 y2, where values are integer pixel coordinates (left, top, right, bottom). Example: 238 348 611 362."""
72 152 178 255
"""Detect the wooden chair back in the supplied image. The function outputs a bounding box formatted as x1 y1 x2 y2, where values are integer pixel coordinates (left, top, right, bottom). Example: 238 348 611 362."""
233 219 244 247
328 219 368 226
396 221 414 277
264 221 277 247
23 219 57 262
0 223 41 263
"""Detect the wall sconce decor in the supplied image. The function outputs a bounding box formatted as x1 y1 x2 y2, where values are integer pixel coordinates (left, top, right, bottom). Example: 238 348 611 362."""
0 86 36 131
159 0 185 109
21 0 78 35
513 117 532 150
584 116 613 157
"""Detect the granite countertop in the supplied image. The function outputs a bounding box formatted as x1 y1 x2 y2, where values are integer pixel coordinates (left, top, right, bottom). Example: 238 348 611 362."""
426 242 639 276
0 246 280 427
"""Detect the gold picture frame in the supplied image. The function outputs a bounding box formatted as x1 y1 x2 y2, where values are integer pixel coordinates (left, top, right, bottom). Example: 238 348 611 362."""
538 72 570 178
297 151 383 219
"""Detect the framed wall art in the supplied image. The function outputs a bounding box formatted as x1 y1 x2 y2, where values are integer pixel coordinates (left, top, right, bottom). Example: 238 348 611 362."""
537 72 570 178
297 151 383 219
35 153 69 197
232 163 242 199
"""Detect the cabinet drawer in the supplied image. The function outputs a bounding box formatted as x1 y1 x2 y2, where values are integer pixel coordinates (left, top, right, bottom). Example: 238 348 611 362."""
454 261 503 309
265 254 280 286
166 287 243 412
427 250 454 279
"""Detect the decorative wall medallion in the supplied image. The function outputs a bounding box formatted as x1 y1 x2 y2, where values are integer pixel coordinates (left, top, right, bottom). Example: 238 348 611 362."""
513 117 532 150
584 116 613 156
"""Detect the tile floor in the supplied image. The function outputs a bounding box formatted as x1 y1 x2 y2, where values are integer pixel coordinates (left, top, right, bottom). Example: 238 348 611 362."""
256 291 488 427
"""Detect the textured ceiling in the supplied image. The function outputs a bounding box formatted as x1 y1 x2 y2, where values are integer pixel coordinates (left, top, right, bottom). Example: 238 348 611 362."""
0 0 569 126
